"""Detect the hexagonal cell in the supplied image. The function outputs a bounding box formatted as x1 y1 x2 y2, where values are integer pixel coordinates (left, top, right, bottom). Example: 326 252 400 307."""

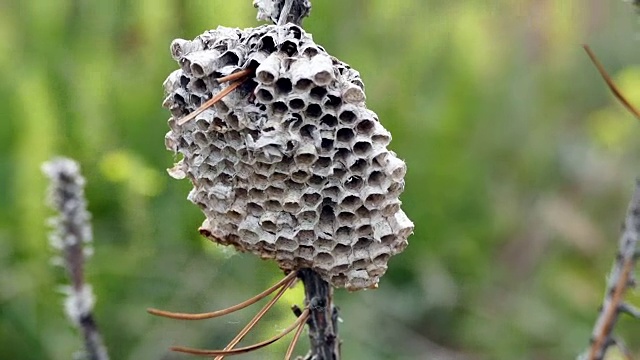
336 127 355 143
246 201 265 216
338 195 362 211
295 229 315 246
283 197 302 213
353 141 373 157
314 252 335 269
364 192 385 209
260 212 278 233
308 175 326 187
185 50 219 77
330 274 347 288
343 175 364 191
297 245 316 261
291 169 311 183
320 114 338 128
275 235 299 253
256 53 280 85
284 179 306 191
294 78 313 92
294 143 318 166
238 229 260 244
335 226 354 245
264 199 283 212
337 211 356 225
304 103 323 118
322 186 340 200
225 113 240 130
227 209 244 223
269 171 288 183
382 201 400 217
275 249 295 262
253 174 270 190
356 224 373 237
349 158 368 175
355 205 369 218
288 97 306 111
338 106 358 125
367 170 386 188
372 129 392 147
297 210 319 225
323 93 342 110
310 86 328 101
271 101 288 115
223 130 243 148
301 192 322 208
309 55 334 86
265 185 285 198
255 85 275 103
275 77 293 95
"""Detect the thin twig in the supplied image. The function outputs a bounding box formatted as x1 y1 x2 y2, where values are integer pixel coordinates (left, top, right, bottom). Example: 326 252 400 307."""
170 308 310 356
214 275 297 360
583 45 640 120
177 78 249 125
147 271 297 320
215 68 254 84
284 306 308 360
584 181 640 360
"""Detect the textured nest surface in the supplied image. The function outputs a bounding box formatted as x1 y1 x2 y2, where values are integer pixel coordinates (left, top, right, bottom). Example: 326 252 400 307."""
163 24 413 290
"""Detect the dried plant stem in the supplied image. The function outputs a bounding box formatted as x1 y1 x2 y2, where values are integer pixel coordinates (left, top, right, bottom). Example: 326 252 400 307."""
297 269 340 360
171 308 310 356
215 68 254 84
177 78 249 125
284 306 308 360
147 270 297 320
583 45 640 120
42 157 109 360
214 275 297 360
584 181 640 360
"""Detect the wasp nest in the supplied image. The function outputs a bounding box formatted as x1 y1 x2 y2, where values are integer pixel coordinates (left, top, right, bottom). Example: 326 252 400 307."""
163 24 413 290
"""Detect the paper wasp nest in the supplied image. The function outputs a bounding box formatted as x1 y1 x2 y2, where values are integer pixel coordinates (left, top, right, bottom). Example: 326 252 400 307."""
163 24 413 290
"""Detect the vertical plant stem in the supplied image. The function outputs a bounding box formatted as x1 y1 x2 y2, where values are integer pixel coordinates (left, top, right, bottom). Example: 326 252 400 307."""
297 269 340 360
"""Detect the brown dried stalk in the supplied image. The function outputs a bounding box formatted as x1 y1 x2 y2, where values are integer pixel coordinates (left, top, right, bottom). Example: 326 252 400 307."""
147 271 297 320
583 182 640 360
582 45 640 121
170 308 310 356
177 73 253 126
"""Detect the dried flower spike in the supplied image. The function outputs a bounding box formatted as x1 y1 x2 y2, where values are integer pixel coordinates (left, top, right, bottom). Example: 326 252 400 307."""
42 157 109 360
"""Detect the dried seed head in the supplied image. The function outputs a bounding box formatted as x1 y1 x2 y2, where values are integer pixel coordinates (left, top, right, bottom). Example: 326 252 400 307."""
164 24 413 290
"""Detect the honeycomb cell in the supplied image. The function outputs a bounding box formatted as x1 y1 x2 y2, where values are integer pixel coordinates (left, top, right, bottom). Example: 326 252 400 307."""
342 83 366 104
288 97 306 110
302 192 322 207
336 128 355 143
260 213 278 233
255 85 275 103
264 199 282 212
343 176 364 191
256 53 280 85
298 245 316 261
320 114 338 129
271 101 288 115
305 103 323 118
275 77 293 95
338 106 358 124
339 195 362 210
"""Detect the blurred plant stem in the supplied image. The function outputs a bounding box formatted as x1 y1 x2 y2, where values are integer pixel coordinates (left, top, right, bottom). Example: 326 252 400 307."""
43 157 109 360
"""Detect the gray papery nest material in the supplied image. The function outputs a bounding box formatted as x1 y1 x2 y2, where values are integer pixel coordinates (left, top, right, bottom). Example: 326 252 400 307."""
163 23 414 291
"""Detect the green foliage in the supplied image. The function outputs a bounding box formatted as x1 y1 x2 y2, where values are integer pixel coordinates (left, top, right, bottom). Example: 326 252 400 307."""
1 1 639 359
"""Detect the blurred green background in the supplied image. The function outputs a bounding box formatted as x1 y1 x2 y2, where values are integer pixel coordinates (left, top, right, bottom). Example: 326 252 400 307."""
1 0 640 359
